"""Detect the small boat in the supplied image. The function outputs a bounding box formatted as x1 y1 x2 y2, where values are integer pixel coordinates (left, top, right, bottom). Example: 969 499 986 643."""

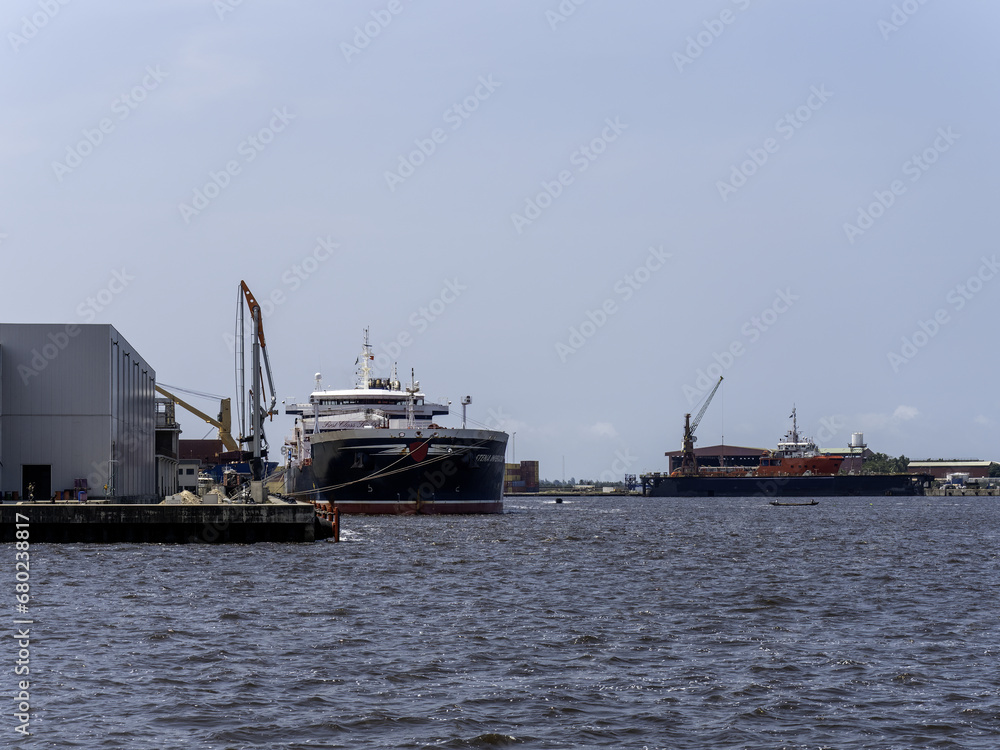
769 499 818 506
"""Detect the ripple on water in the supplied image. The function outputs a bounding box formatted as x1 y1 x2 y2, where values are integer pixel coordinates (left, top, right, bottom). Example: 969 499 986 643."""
26 497 1000 749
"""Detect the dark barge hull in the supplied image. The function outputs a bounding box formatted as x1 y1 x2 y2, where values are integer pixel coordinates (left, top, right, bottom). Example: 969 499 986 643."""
640 473 930 498
287 428 508 514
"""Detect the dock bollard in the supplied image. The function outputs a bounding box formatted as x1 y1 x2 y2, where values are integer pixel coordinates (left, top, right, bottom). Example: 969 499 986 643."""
312 501 340 542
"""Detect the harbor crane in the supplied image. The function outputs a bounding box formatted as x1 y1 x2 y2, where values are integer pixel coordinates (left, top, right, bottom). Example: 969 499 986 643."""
237 280 278 485
676 375 723 477
154 385 240 453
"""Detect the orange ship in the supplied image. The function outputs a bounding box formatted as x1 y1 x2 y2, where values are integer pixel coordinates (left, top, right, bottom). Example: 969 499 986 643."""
753 407 844 477
673 407 844 478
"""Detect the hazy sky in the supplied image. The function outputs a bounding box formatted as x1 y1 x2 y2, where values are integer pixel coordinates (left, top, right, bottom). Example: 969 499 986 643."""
4 1 998 481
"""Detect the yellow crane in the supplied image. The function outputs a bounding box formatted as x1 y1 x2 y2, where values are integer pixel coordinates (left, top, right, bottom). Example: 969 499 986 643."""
237 280 278 483
155 385 241 453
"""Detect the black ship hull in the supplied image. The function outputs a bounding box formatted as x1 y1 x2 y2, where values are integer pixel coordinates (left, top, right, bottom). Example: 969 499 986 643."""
287 428 507 514
641 473 930 498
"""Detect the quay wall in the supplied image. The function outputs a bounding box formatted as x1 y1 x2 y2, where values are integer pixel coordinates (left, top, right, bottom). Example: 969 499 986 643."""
1 503 325 543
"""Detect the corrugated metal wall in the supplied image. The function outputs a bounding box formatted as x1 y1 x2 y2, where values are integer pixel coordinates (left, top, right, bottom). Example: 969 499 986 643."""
109 329 156 499
0 324 156 501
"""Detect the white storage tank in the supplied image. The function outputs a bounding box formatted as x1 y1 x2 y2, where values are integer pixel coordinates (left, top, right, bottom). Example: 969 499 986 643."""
850 432 865 448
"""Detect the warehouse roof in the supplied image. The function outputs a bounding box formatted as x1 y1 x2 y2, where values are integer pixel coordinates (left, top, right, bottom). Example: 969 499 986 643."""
664 444 766 457
909 460 992 467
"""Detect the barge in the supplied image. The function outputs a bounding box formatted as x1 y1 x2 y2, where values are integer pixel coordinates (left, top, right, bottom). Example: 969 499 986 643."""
641 472 928 497
642 406 930 497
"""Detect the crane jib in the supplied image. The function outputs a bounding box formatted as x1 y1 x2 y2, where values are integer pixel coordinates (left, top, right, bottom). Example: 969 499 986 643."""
690 375 723 435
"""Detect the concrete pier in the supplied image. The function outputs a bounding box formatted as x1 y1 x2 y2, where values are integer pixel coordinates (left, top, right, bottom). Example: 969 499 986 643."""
1 502 332 543
926 487 1000 497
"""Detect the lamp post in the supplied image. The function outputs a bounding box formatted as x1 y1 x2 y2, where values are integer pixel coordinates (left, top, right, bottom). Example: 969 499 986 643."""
461 395 471 429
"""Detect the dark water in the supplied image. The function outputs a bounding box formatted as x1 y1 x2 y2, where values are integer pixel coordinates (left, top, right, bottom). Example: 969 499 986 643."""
18 496 1000 749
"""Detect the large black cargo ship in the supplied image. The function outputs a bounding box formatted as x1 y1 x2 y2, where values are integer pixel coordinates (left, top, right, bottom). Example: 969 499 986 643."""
282 331 508 514
291 428 506 513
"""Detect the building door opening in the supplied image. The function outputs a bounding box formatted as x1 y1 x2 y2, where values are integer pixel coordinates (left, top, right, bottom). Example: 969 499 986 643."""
22 465 51 501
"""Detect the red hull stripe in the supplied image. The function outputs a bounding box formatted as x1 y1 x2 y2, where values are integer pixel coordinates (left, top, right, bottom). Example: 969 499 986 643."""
331 500 503 515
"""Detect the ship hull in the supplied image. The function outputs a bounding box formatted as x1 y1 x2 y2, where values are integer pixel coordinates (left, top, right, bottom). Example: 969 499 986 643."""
641 473 930 497
756 455 844 476
286 428 507 514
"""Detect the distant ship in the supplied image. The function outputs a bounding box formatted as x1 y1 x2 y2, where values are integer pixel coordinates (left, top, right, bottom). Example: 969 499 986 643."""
282 331 508 514
641 408 927 497
744 408 845 477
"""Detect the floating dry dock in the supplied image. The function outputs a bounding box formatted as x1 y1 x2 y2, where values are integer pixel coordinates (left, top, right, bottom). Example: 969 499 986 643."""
1 501 334 543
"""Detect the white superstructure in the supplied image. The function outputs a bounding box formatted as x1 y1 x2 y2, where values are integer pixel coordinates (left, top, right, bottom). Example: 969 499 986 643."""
283 330 450 466
773 406 823 459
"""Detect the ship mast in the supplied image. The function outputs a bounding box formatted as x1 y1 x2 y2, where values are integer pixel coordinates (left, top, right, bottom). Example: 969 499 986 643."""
461 395 471 429
406 367 418 429
358 328 373 390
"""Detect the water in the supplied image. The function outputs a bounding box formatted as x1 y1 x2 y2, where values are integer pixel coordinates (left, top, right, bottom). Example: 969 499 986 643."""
18 496 1000 749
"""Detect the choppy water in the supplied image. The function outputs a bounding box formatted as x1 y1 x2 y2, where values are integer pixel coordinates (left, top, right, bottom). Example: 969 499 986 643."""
16 496 1000 749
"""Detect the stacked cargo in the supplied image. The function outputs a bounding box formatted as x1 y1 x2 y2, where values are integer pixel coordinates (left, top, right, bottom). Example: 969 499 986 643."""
519 461 539 493
504 461 539 494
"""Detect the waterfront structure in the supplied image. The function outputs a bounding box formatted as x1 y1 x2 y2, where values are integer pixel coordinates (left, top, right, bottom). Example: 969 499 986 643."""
0 501 328 543
0 324 156 502
907 460 993 479
818 445 873 473
180 439 226 465
177 459 201 493
155 398 180 497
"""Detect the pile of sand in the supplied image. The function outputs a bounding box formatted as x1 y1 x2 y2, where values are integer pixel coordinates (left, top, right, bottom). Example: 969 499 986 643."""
161 490 202 505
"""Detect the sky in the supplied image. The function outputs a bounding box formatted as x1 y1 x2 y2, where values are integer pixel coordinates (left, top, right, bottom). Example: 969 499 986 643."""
3 0 998 482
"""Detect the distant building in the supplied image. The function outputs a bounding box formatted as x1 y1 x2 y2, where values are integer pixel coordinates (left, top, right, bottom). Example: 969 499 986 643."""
505 460 539 493
907 460 993 479
155 398 181 497
180 439 226 465
0 324 156 501
177 459 201 493
818 446 873 474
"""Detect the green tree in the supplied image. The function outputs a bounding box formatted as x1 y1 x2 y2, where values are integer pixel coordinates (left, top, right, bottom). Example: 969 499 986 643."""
862 452 910 474
989 462 1000 478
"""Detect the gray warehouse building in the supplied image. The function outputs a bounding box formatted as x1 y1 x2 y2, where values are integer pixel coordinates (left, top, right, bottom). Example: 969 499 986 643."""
0 323 157 502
